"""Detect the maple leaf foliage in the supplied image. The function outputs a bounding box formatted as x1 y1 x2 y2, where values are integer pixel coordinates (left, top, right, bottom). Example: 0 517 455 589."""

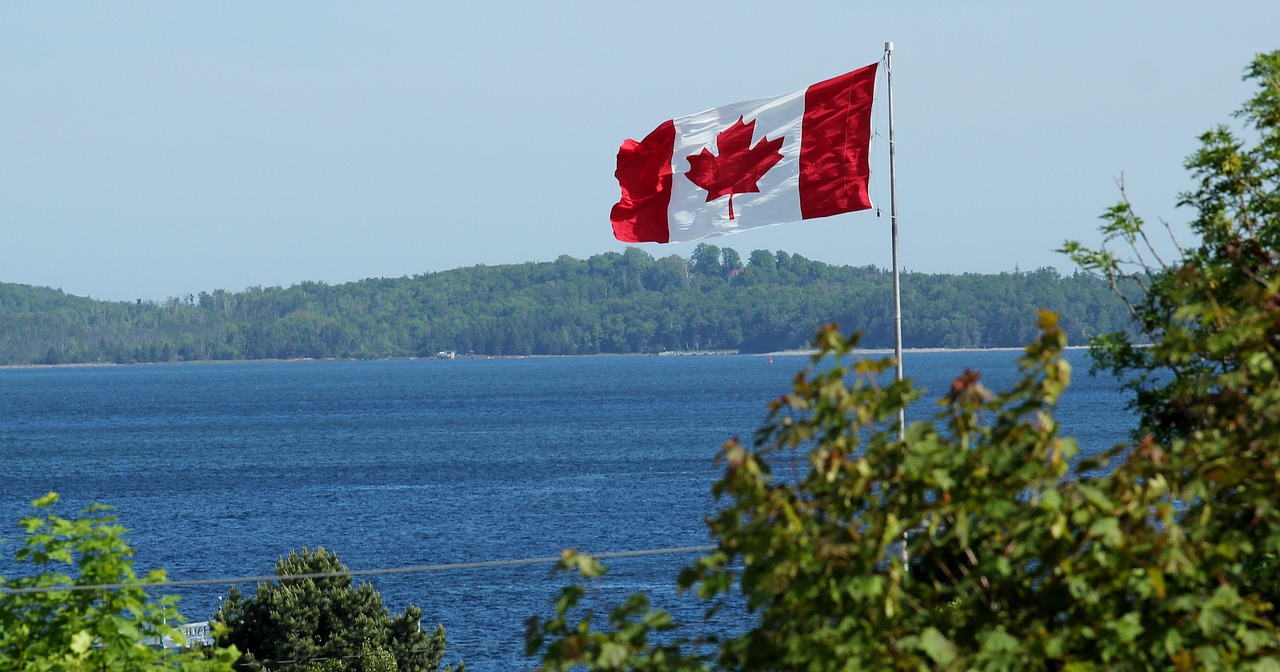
685 116 784 219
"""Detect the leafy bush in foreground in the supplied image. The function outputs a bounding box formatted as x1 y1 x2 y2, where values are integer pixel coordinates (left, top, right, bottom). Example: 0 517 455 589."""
0 493 238 670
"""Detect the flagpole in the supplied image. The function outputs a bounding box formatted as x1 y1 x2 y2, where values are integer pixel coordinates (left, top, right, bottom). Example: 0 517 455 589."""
885 41 912 567
885 41 905 439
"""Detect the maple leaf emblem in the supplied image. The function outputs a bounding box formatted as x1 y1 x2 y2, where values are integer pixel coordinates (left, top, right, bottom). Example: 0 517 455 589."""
685 116 784 220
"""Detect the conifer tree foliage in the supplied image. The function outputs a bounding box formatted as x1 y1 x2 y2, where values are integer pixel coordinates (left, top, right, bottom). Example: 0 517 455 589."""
213 547 461 672
525 50 1280 670
0 492 238 670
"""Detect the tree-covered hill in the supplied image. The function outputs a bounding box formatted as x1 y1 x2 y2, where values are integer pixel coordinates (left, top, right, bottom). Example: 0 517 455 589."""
0 245 1137 365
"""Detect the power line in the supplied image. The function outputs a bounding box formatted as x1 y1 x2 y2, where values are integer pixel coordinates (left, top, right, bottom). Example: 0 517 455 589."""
0 545 717 596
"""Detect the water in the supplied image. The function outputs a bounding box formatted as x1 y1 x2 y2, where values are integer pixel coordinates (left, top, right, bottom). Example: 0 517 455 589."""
0 350 1132 669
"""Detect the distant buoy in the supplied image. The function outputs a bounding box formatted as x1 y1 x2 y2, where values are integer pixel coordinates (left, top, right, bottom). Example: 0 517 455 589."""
768 356 774 364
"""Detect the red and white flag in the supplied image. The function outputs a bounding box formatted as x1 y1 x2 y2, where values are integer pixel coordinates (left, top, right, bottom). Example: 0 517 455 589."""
611 62 878 244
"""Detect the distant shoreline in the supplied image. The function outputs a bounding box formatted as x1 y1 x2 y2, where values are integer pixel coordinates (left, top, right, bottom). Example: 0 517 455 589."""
0 345 1093 371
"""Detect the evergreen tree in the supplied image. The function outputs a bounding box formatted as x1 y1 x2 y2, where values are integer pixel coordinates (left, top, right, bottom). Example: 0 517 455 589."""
214 547 460 672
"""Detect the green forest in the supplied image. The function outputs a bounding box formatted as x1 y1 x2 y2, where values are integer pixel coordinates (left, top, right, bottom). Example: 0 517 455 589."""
0 243 1136 366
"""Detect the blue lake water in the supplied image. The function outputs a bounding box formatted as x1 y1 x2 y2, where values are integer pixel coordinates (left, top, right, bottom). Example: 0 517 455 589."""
0 349 1133 670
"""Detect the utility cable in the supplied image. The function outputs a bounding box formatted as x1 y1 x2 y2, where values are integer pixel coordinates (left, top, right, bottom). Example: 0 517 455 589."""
0 545 717 596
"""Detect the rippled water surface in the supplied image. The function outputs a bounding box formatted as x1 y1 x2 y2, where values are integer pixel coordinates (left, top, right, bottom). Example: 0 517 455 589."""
0 350 1132 669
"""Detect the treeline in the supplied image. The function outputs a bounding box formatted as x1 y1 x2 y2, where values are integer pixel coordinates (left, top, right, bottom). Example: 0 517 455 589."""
0 244 1137 365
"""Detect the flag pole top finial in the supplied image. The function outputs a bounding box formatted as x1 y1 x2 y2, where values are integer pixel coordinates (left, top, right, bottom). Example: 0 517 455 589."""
884 41 894 53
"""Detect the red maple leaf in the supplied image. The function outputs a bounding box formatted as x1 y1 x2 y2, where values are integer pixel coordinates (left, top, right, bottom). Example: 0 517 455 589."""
685 116 784 220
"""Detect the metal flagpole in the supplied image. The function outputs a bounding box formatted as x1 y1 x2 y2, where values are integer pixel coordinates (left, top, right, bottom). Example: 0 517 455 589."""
885 41 905 439
885 41 911 567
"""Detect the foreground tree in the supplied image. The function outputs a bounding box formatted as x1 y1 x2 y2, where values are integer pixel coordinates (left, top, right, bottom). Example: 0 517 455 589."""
1063 47 1280 624
526 50 1280 670
0 492 238 670
1063 50 1280 444
213 547 461 672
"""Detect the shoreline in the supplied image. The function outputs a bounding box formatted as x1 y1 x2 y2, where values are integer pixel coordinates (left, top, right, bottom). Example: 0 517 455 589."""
0 345 1093 371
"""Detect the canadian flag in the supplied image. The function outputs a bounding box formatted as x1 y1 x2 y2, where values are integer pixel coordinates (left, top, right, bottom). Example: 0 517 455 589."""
611 62 878 244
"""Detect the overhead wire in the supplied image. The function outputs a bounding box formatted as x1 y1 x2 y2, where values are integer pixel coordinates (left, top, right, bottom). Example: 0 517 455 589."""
0 544 717 596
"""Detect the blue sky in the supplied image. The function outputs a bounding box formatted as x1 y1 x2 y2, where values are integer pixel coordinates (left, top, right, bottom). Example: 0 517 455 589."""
3 2 1277 302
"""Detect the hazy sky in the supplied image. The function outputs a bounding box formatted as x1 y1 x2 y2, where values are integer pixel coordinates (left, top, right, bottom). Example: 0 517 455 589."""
3 3 1277 302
